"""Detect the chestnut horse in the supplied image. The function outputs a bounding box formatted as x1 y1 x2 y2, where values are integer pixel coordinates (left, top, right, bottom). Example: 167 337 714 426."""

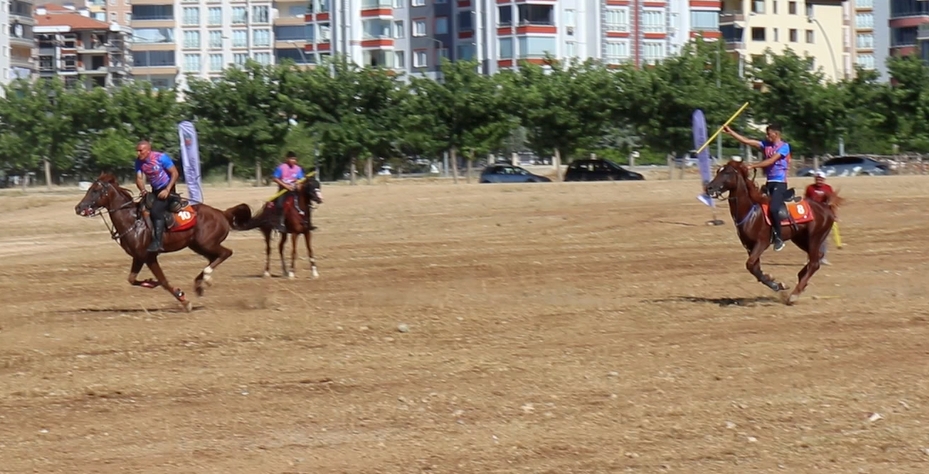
226 177 323 279
75 173 250 311
705 160 843 304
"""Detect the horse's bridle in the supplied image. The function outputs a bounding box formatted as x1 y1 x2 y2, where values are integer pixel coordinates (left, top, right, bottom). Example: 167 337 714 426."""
80 179 143 241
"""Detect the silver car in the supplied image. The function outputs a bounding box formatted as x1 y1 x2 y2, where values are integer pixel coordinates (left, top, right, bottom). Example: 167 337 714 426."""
796 156 890 177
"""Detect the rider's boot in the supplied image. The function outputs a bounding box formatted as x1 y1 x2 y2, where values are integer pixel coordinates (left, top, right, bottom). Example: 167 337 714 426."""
147 219 165 253
276 206 287 233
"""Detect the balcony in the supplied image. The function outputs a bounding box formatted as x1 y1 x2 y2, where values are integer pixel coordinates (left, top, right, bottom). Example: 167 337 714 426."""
719 11 745 25
725 41 745 52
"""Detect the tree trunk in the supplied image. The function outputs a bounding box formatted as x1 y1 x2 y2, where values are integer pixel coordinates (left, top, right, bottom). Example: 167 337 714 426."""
450 148 459 184
365 156 373 185
44 159 52 190
466 150 474 184
350 157 357 186
553 148 562 181
511 152 518 166
667 154 674 180
227 162 234 187
254 159 262 187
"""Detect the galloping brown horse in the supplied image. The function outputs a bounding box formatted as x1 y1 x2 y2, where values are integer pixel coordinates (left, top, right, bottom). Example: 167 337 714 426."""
75 173 249 311
226 177 323 279
705 160 843 305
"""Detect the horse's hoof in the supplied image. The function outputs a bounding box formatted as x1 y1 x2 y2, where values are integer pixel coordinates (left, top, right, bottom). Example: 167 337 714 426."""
786 293 799 305
287 271 295 280
311 268 319 279
195 285 205 297
181 300 193 312
262 271 271 278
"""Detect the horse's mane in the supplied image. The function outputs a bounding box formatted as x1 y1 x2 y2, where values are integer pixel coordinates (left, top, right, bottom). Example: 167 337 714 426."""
97 172 134 201
729 161 769 204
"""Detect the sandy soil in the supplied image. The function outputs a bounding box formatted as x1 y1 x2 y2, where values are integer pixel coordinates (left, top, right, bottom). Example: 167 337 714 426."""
1 175 928 473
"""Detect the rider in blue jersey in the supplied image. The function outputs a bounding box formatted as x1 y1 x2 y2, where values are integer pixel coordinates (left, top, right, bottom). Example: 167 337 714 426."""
135 140 179 253
722 123 791 251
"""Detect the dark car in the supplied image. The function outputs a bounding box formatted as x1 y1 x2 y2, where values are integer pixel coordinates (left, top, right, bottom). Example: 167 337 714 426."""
564 159 645 182
796 156 890 177
479 164 552 183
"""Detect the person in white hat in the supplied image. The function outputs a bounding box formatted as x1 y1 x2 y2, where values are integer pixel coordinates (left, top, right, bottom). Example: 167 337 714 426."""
804 170 836 265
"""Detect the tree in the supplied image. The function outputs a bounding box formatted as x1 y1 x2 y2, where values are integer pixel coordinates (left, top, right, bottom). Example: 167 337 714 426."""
884 55 929 152
501 57 615 179
630 39 751 156
836 66 895 154
185 60 293 183
749 48 847 156
406 59 513 182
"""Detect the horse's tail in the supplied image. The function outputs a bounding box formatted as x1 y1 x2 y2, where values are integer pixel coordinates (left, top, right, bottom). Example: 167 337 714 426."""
825 189 845 218
224 203 260 230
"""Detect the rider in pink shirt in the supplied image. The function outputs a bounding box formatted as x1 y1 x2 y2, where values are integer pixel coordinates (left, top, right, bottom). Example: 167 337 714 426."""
271 151 305 232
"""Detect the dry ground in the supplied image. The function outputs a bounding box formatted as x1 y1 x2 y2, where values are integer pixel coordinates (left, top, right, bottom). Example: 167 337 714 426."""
1 175 929 473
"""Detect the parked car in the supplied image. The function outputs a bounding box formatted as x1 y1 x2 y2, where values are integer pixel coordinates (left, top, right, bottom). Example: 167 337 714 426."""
796 156 890 177
563 159 645 181
479 164 552 183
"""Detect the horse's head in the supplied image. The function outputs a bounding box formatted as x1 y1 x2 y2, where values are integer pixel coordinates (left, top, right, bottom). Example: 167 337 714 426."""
298 177 323 205
705 160 751 199
75 173 123 217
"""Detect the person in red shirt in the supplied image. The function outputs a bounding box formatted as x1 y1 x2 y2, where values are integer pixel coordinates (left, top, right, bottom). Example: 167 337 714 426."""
805 170 835 265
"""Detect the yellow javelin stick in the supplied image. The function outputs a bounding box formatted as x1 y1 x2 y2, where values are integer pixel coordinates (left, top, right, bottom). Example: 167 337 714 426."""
267 171 317 201
695 101 751 155
832 222 842 248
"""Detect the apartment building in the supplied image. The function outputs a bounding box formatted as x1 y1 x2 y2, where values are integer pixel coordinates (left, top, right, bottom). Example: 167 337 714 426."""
720 0 850 82
34 4 131 88
304 0 722 78
890 0 929 62
8 0 37 83
39 0 131 26
852 0 888 79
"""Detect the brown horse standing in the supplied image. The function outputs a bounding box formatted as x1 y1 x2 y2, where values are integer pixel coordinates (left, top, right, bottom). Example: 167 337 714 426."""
75 173 248 311
705 160 843 305
226 177 323 279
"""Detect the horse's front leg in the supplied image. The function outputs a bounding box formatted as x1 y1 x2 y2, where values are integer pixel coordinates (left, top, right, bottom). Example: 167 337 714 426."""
746 242 788 292
289 232 299 279
145 254 192 312
304 231 319 279
278 231 291 279
128 256 158 289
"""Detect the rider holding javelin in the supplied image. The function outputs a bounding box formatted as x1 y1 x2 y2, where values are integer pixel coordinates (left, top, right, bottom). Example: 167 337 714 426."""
722 123 791 252
135 140 179 253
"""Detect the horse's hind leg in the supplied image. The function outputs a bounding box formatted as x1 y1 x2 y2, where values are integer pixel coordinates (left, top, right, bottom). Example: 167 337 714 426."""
279 232 291 278
145 254 191 312
304 231 318 279
290 233 299 278
127 257 158 288
787 227 827 305
190 242 234 297
262 227 272 278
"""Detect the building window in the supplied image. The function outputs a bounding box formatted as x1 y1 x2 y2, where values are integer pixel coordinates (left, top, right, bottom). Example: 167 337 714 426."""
184 53 201 73
773 27 778 42
564 9 575 26
253 29 271 47
232 29 247 47
690 11 718 31
208 7 222 26
641 9 665 33
234 53 249 66
856 13 874 29
210 53 223 71
457 44 475 60
806 3 813 18
565 41 576 58
413 20 426 36
772 1 778 14
605 8 629 32
182 7 199 26
458 11 472 31
857 0 873 6
856 53 874 70
254 52 272 65
806 29 814 43
788 1 796 14
232 6 247 24
642 41 664 64
499 37 513 58
856 33 874 49
436 17 448 35
411 0 424 6
517 37 556 58
789 28 797 42
605 41 628 64
413 49 427 67
252 6 269 23
751 27 765 41
394 20 404 38
751 0 764 14
394 51 404 68
183 30 200 48
209 30 223 48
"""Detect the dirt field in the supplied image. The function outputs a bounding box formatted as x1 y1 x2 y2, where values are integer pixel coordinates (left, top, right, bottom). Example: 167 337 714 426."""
1 175 929 473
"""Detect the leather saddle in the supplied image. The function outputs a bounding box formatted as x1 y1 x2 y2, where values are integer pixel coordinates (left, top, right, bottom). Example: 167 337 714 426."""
142 192 190 227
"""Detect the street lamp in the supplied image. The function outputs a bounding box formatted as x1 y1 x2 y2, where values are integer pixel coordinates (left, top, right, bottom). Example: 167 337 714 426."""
424 37 444 79
836 126 846 156
286 40 309 65
808 16 841 80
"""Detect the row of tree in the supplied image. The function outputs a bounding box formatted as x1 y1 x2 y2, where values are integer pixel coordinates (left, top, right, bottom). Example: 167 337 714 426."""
1 39 928 183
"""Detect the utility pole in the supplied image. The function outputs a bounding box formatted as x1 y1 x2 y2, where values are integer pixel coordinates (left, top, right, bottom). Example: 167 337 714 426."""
716 48 722 163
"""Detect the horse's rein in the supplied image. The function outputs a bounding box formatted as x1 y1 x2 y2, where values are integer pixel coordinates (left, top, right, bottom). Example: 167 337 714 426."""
88 180 143 242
